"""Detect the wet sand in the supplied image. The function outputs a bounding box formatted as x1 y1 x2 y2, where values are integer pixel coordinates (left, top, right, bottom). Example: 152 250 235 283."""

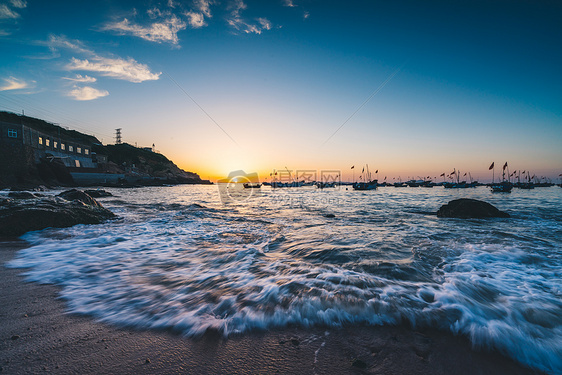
0 240 540 374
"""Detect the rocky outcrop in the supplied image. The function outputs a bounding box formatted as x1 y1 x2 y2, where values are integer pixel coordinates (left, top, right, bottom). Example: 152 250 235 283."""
83 189 113 198
437 198 510 218
0 190 116 237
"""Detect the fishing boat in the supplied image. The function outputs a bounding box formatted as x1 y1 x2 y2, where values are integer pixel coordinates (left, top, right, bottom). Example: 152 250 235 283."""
491 162 513 192
491 181 513 192
393 177 406 187
316 181 336 189
243 182 262 189
353 165 377 190
353 180 378 190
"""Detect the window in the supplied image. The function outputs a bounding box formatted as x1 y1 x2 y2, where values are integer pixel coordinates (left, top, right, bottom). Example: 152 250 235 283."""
54 141 58 149
77 147 82 154
84 149 89 155
39 137 43 145
46 139 50 147
75 160 81 168
61 143 65 150
69 145 74 152
7 129 17 138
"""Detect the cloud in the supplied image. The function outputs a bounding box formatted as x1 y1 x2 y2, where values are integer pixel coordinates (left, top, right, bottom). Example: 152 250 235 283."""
46 34 91 55
283 0 296 7
0 76 31 91
0 4 20 19
257 18 272 31
68 86 109 101
185 11 205 28
184 0 215 28
44 35 161 83
10 0 27 8
62 74 97 83
66 56 161 83
103 15 186 44
227 0 272 34
194 0 213 18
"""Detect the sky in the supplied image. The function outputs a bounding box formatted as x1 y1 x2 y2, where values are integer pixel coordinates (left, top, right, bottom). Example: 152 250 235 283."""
1 0 561 182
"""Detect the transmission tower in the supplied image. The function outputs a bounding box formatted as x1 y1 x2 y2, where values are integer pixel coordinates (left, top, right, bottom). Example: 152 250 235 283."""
115 128 122 144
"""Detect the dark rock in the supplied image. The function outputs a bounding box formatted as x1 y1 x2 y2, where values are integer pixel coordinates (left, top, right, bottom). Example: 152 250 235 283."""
325 213 336 218
145 358 151 364
7 192 36 199
351 359 367 369
0 190 116 237
84 189 113 198
57 189 102 208
437 199 510 218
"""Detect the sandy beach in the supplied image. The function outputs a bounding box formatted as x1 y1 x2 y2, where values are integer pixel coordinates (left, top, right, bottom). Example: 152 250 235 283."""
0 240 542 375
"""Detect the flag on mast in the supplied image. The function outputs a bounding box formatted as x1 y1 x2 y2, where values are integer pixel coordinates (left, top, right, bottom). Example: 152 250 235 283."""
351 166 355 169
489 162 494 170
503 162 508 170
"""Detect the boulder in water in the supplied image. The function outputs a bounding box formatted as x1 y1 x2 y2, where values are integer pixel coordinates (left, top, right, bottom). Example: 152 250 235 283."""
0 189 116 237
437 198 509 218
83 189 113 198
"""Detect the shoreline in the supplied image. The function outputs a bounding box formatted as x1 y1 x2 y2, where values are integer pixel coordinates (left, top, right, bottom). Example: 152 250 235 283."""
1 240 540 374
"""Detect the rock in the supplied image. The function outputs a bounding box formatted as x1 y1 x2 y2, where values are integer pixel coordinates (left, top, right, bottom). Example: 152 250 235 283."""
57 189 102 207
11 335 20 340
84 189 113 198
325 213 336 218
145 358 151 364
351 359 367 369
290 337 300 346
437 199 510 218
0 190 116 237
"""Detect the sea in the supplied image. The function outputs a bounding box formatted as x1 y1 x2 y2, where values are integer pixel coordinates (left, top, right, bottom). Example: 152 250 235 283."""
5 185 562 374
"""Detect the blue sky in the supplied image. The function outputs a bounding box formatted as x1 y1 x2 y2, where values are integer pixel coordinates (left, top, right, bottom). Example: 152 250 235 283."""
1 0 561 181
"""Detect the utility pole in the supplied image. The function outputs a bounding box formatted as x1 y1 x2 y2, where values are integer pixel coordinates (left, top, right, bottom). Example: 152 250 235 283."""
115 128 122 145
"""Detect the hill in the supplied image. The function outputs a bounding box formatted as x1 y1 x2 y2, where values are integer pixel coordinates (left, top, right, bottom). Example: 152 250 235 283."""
0 111 210 188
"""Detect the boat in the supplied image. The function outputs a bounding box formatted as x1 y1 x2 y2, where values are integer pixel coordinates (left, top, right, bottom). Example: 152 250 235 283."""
491 162 513 193
491 181 513 192
353 180 378 190
316 181 336 189
243 182 262 189
353 164 377 190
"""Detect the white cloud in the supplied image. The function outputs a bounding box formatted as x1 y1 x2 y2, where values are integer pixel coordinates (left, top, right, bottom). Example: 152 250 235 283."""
66 56 161 83
194 0 213 18
103 14 186 44
185 11 206 28
44 35 161 83
62 74 96 83
46 34 91 55
0 76 30 91
283 0 296 7
227 0 272 34
303 11 309 19
10 0 27 8
68 86 109 101
257 18 272 31
184 0 214 29
0 4 20 19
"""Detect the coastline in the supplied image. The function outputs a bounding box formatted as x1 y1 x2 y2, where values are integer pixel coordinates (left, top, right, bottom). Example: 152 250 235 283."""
0 241 541 375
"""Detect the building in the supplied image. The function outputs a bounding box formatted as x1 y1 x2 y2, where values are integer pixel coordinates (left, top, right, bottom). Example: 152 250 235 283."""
0 111 101 185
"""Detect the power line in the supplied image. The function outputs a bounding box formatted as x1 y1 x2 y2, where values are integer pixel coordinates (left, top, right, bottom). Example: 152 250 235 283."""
320 63 405 147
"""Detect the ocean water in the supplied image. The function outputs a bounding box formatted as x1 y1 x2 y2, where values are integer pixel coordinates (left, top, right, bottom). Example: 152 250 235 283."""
5 185 562 373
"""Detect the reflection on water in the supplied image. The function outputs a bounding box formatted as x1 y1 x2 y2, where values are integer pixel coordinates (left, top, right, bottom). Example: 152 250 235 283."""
6 185 562 374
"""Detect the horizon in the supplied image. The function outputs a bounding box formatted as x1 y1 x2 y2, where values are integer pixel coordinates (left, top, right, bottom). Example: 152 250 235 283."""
1 1 561 182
